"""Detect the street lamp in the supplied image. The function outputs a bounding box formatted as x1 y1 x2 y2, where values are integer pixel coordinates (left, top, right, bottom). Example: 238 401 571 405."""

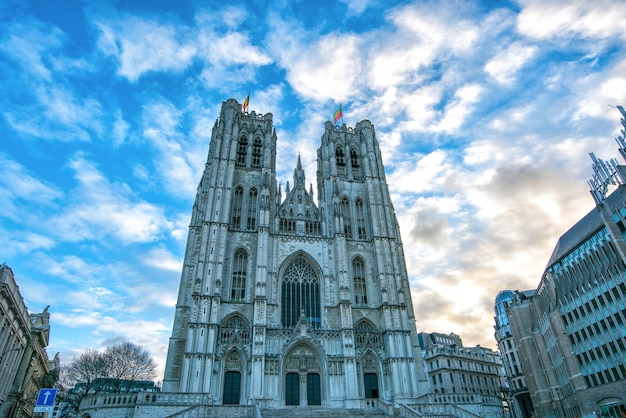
0 346 21 361
0 346 22 377
555 388 566 418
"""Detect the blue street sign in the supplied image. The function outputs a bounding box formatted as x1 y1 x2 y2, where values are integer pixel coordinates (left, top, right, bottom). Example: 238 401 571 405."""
34 388 57 412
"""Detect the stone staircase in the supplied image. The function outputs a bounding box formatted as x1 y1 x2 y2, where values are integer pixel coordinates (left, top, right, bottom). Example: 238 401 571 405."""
260 406 389 418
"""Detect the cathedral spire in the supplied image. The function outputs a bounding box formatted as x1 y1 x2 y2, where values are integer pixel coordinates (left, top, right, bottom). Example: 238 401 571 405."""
294 154 306 189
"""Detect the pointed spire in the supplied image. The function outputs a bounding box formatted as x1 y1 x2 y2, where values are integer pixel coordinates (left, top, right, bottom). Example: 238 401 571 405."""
294 153 306 188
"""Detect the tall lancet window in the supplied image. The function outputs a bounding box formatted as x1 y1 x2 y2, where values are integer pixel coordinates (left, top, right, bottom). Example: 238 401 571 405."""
350 146 359 166
236 136 248 167
231 187 244 230
350 146 360 178
355 198 367 240
353 256 367 305
342 197 352 238
251 137 263 168
231 248 248 301
336 146 345 165
281 256 321 329
247 188 258 231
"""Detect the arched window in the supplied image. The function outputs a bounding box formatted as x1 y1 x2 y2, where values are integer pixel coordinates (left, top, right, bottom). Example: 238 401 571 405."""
220 316 250 345
251 137 263 168
236 136 248 167
231 248 248 301
281 256 321 328
247 188 258 231
350 146 361 179
342 197 352 238
231 187 244 230
336 146 345 165
355 198 367 240
355 321 382 352
350 147 359 167
353 256 367 305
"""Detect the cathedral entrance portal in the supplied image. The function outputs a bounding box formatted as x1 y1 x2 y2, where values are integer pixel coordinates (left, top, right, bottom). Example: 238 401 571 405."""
284 345 323 406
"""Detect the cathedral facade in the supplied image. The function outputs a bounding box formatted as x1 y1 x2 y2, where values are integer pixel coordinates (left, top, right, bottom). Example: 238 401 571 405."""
162 98 428 408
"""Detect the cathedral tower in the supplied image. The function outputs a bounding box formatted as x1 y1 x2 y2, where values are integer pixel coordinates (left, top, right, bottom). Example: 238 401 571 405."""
163 98 428 408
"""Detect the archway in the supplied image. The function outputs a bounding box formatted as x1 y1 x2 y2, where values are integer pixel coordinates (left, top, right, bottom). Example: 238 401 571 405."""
222 350 243 405
283 344 324 406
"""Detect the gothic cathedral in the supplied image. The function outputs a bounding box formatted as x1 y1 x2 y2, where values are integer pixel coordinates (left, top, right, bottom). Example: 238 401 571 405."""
162 98 428 408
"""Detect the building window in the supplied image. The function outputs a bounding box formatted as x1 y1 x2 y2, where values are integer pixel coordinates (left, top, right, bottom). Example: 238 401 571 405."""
220 316 250 346
305 221 321 235
281 256 321 329
231 248 248 301
251 137 262 168
236 136 248 167
247 188 258 231
350 146 359 167
336 146 345 165
353 256 367 305
231 187 244 230
280 219 296 232
342 197 352 238
223 371 241 404
355 198 367 240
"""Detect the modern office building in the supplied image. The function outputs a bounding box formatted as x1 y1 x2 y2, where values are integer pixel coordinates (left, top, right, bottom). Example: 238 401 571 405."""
417 331 505 418
494 290 534 418
0 264 55 418
505 108 626 418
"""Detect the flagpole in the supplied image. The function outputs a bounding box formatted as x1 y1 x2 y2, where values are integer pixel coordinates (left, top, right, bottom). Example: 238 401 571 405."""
341 104 344 125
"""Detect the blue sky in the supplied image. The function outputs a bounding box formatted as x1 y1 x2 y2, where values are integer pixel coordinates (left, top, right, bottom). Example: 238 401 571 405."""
2 0 626 378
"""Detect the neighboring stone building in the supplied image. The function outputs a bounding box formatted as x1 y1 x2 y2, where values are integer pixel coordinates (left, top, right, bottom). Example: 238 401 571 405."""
506 108 626 418
78 98 430 417
494 290 534 418
0 264 55 418
417 331 505 417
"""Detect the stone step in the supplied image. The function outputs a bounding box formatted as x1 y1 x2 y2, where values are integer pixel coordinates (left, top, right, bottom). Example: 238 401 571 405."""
260 407 388 418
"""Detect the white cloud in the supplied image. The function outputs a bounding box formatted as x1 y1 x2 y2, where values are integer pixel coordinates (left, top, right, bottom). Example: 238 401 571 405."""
0 20 104 142
0 18 63 81
49 153 169 243
266 19 361 102
0 154 62 207
388 150 451 194
112 110 130 147
516 0 626 40
485 42 539 85
141 100 200 196
431 83 482 133
340 0 375 15
143 247 182 272
95 16 196 82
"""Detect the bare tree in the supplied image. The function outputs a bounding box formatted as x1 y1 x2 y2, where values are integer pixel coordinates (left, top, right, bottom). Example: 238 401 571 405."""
103 342 157 393
57 349 108 415
57 342 157 415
